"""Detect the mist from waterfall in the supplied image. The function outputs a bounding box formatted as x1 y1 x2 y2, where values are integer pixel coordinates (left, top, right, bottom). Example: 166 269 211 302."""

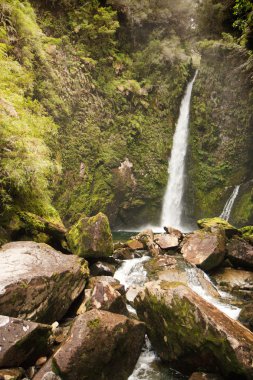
160 71 198 230
220 185 241 221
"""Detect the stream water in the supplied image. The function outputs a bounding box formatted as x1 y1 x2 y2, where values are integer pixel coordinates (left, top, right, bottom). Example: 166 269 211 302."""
113 255 241 380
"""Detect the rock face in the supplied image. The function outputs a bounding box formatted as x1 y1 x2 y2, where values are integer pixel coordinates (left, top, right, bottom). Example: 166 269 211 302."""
227 238 253 269
181 229 226 271
89 261 116 276
0 241 89 323
34 310 145 380
67 212 113 259
0 315 50 367
135 281 253 378
126 239 144 250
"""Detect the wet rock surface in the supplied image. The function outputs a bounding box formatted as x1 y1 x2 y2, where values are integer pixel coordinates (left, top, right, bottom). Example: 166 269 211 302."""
181 229 226 271
89 261 116 276
0 241 89 323
135 281 253 378
227 237 253 270
34 309 145 380
0 315 50 368
67 212 113 259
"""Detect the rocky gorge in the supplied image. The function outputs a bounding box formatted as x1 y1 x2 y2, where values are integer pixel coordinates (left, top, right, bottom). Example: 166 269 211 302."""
0 213 252 379
0 0 253 379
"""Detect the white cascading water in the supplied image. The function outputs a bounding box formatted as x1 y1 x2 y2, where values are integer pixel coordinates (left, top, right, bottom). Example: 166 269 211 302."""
160 71 198 230
220 185 241 221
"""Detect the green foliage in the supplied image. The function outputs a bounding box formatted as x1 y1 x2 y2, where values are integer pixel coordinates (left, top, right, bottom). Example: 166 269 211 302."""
233 0 253 49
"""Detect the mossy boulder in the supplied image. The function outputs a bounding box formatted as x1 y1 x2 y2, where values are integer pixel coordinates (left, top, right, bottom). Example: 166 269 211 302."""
240 226 253 244
67 213 113 259
34 310 145 380
135 281 253 378
197 217 239 238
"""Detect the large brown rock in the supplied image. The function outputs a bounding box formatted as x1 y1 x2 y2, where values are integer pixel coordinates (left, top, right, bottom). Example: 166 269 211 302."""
0 241 89 323
227 238 253 270
67 212 113 259
154 234 179 250
135 281 253 378
34 310 146 380
0 315 50 367
181 229 226 271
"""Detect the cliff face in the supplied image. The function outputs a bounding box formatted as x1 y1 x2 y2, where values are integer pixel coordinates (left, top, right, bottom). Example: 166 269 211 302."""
0 0 252 232
185 41 253 227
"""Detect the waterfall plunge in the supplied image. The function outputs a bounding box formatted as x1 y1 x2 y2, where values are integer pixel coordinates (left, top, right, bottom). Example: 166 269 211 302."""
160 71 197 230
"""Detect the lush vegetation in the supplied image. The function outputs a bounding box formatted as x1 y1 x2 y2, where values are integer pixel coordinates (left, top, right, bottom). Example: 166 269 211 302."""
0 0 252 235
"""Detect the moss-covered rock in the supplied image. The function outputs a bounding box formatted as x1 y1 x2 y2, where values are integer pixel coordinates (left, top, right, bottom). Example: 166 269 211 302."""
0 211 68 252
238 303 253 332
197 217 239 238
67 212 113 259
135 281 253 378
240 226 253 244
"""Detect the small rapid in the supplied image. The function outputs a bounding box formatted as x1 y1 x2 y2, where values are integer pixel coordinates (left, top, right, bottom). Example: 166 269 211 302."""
114 252 241 380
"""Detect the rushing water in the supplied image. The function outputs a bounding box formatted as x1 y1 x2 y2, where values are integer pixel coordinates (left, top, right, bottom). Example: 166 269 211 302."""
114 255 241 380
160 72 197 231
220 185 241 221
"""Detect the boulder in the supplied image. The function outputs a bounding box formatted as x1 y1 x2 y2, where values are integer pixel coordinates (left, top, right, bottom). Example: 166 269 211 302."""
90 261 116 276
238 303 253 332
134 229 154 247
154 234 179 250
212 268 253 300
126 239 144 250
88 276 125 295
77 279 128 316
144 255 219 298
34 310 146 380
67 212 113 259
0 315 50 367
113 247 135 260
197 217 240 238
164 226 183 240
135 281 253 378
181 229 226 271
0 241 89 323
227 237 253 270
0 368 24 380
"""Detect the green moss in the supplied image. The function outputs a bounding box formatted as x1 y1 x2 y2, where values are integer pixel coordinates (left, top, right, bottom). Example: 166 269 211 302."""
87 317 101 329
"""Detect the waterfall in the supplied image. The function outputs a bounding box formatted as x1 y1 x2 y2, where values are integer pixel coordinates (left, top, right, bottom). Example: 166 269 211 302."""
220 185 241 221
160 71 197 230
